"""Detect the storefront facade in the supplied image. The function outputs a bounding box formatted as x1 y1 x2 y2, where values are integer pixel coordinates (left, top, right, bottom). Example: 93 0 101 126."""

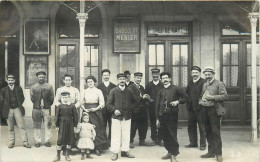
0 1 259 125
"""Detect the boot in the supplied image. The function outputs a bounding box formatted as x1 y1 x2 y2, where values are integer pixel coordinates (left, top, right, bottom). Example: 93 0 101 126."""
53 150 61 162
81 152 85 160
86 153 93 159
65 149 71 161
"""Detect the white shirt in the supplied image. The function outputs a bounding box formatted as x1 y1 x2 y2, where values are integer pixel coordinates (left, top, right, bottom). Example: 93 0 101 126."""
54 86 80 107
119 85 125 91
153 80 160 85
81 87 105 108
193 77 201 83
9 85 14 90
164 83 171 88
104 81 110 87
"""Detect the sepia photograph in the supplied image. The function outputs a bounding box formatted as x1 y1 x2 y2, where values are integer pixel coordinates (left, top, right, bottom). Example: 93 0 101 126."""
0 0 260 162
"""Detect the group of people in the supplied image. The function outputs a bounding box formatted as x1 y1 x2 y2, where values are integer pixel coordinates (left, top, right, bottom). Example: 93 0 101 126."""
0 65 227 162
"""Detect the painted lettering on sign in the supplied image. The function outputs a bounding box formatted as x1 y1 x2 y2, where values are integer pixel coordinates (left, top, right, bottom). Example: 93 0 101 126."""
148 24 188 36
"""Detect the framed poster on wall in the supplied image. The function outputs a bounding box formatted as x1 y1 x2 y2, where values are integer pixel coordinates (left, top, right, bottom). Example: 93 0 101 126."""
24 19 49 54
25 55 48 88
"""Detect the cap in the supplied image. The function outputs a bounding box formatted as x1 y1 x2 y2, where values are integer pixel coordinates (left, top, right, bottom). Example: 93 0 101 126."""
117 73 126 78
101 69 111 74
203 66 215 74
6 74 15 79
191 66 201 72
61 91 70 96
160 72 171 78
124 70 131 75
134 72 143 77
151 68 160 73
36 71 46 76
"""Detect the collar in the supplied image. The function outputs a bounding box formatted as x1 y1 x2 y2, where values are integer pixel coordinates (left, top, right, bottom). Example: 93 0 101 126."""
8 85 14 90
103 81 110 87
153 80 160 85
193 77 201 83
207 78 215 85
134 82 140 88
118 85 125 91
164 83 171 88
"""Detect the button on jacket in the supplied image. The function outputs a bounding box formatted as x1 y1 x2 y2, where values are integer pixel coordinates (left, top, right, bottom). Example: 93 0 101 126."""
106 86 137 120
30 82 54 109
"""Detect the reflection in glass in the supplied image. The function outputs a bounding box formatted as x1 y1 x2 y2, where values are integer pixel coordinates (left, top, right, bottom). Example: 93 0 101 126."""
181 45 188 65
172 45 180 65
157 45 164 65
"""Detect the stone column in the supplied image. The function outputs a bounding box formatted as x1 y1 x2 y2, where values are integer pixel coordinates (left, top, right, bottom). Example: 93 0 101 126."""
248 12 258 142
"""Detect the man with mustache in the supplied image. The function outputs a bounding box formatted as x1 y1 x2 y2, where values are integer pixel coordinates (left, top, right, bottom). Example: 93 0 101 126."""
199 67 227 162
97 69 116 146
107 73 136 161
145 68 164 146
0 74 31 148
155 72 187 162
185 66 207 150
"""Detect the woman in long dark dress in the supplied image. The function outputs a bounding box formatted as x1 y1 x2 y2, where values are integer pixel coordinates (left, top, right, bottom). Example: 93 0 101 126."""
53 91 78 162
81 76 108 156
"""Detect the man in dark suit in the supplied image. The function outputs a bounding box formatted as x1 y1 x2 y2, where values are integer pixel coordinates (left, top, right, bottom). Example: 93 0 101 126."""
124 70 134 87
185 66 207 150
0 76 8 125
97 69 116 146
129 72 150 148
145 68 164 146
0 74 31 148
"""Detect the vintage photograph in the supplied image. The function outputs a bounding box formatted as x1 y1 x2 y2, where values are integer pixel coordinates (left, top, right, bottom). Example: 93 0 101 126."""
0 0 260 162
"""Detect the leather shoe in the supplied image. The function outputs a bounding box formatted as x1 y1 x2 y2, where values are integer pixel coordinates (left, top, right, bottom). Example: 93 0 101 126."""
149 140 157 146
23 142 31 148
158 140 164 146
201 153 215 158
86 153 93 159
185 143 198 148
170 155 177 162
121 151 135 158
139 140 150 146
8 143 15 148
161 153 171 160
130 142 134 148
45 142 51 147
111 153 118 161
200 146 206 150
96 149 101 156
216 155 223 162
35 143 41 148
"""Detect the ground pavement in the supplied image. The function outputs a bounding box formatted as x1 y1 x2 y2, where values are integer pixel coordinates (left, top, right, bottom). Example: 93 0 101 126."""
0 118 260 162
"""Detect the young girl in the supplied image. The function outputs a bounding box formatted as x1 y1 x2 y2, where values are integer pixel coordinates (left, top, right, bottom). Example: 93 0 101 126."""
53 91 78 162
75 113 96 160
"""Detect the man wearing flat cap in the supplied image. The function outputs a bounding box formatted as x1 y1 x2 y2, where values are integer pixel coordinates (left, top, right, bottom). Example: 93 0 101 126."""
97 69 116 146
124 70 134 87
199 66 227 162
128 72 150 148
30 71 54 147
145 68 164 146
185 66 207 150
0 74 31 148
155 72 187 162
107 73 137 161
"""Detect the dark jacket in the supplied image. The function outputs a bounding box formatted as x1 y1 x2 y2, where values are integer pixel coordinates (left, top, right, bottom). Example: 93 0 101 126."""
97 82 116 104
125 81 134 87
0 85 25 118
145 81 164 108
30 82 54 109
186 78 206 111
106 86 137 120
155 84 187 119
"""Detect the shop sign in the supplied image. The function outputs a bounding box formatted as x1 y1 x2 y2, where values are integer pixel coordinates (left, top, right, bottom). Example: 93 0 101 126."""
148 24 188 36
114 17 140 53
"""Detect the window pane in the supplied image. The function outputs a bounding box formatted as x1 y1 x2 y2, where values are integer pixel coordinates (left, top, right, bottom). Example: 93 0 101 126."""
91 67 99 83
223 44 230 65
67 46 76 66
231 66 238 86
59 46 67 66
85 46 91 66
149 45 156 65
247 44 251 65
223 66 230 86
172 67 179 86
181 45 188 65
157 44 164 65
84 67 91 78
181 66 188 87
231 44 238 65
91 46 99 66
172 45 180 65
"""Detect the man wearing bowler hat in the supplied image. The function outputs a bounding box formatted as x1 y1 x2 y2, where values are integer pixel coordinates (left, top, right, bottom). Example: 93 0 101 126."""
124 70 134 87
199 66 227 162
0 74 31 148
30 71 54 147
145 68 164 146
185 66 207 150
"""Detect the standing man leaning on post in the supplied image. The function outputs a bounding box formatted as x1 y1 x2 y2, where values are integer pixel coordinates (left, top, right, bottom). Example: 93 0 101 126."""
156 72 187 162
185 66 207 150
0 74 31 148
199 67 227 162
145 68 164 146
30 71 54 148
97 69 116 147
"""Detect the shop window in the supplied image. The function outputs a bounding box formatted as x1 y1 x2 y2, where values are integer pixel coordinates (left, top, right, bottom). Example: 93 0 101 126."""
84 45 99 83
148 44 164 81
246 44 260 87
172 44 188 87
222 44 239 87
58 45 77 87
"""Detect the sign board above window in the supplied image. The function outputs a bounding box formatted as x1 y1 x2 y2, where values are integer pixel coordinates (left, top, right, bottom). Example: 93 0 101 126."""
147 23 188 36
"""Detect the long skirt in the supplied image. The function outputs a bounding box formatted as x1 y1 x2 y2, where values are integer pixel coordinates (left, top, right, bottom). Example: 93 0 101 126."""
57 119 76 146
84 103 108 150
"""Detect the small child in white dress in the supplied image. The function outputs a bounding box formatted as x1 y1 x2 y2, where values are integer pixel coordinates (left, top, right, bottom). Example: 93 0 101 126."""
75 113 96 160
